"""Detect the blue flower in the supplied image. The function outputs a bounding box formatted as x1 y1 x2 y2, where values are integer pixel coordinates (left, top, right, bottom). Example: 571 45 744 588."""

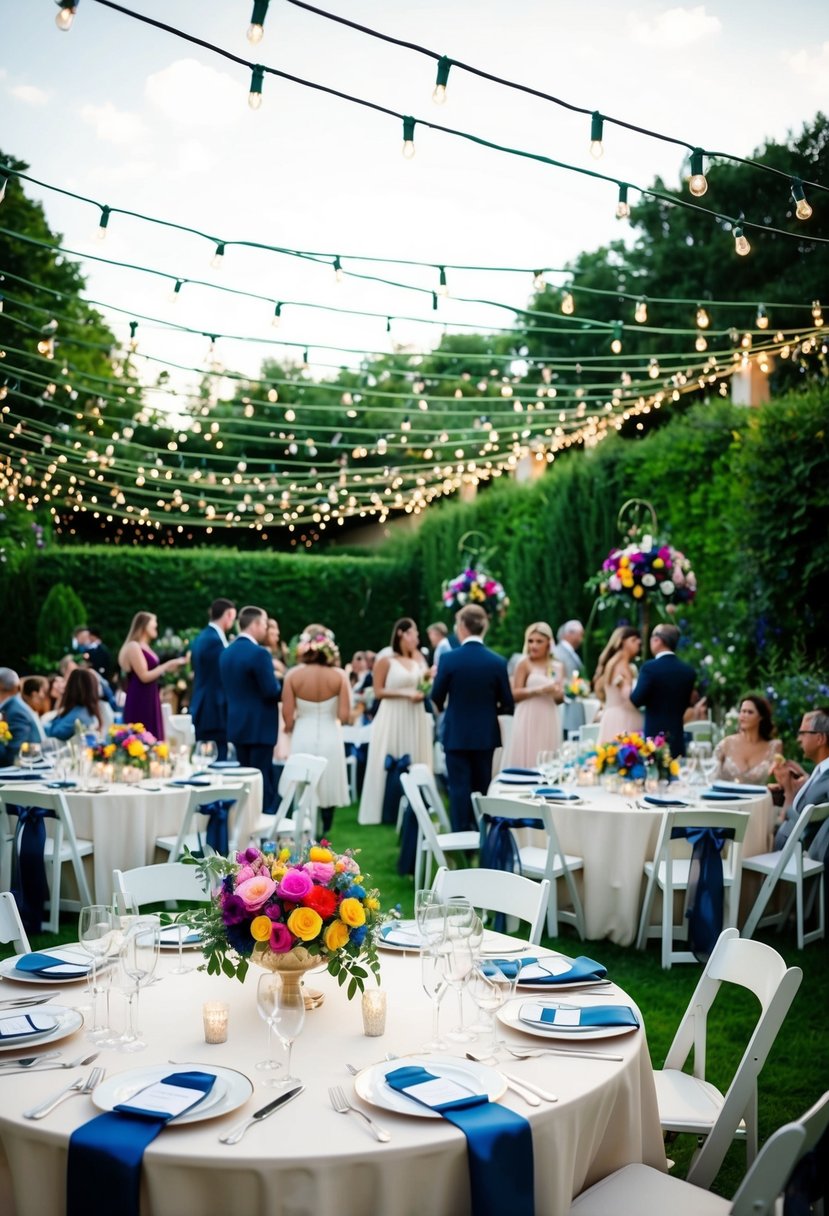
345 884 366 901
349 924 367 946
225 921 254 955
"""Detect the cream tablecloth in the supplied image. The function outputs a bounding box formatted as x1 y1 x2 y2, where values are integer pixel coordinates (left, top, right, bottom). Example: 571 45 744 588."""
0 941 664 1216
487 783 774 945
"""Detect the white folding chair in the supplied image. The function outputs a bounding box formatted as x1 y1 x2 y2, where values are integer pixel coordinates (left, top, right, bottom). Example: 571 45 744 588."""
577 722 600 746
400 770 478 890
570 1089 829 1216
472 793 585 938
342 723 371 805
0 891 31 954
636 807 750 968
258 753 327 846
113 863 209 908
0 788 93 934
653 927 802 1189
169 713 196 749
686 719 719 744
155 783 247 860
742 801 828 949
432 865 551 946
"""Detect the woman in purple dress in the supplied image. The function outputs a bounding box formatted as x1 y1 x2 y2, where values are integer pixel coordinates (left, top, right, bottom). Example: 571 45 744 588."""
117 611 187 741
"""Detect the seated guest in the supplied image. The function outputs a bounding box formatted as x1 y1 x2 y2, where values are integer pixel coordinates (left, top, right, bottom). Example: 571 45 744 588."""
772 707 829 858
0 667 44 762
713 693 781 785
21 676 51 722
45 668 103 741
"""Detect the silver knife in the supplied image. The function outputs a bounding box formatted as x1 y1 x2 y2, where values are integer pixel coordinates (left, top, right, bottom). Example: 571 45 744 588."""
0 994 61 1009
219 1085 304 1144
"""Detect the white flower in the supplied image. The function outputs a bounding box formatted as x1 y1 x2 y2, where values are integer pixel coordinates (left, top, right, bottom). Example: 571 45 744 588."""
704 655 714 665
641 534 653 550
642 573 656 587
660 580 675 595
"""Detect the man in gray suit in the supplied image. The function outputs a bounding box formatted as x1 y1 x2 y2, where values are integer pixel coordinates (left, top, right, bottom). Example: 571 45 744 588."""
554 620 585 739
773 707 829 860
0 668 43 763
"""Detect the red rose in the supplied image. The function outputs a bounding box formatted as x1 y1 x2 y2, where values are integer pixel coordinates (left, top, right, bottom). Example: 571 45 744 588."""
302 885 338 920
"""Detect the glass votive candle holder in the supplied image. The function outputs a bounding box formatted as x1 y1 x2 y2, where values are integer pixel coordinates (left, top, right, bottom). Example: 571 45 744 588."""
202 1001 229 1044
361 989 387 1037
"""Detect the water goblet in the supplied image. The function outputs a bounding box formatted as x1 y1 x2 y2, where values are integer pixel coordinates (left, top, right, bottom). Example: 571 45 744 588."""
467 967 508 1059
257 973 305 1086
441 937 475 1043
168 915 196 976
18 741 43 772
78 904 115 1039
256 973 285 1081
193 740 218 770
420 944 449 1051
118 918 160 1052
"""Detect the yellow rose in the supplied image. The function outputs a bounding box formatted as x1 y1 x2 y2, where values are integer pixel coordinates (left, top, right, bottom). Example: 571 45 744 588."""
155 743 169 759
618 555 629 567
309 846 333 863
127 740 146 758
279 848 291 862
250 916 272 942
652 558 664 569
103 743 116 758
669 759 680 776
339 898 366 928
287 907 322 942
324 921 350 951
632 585 644 598
365 897 380 912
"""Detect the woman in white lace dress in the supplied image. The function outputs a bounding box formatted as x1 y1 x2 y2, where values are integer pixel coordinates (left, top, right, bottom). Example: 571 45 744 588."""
713 693 781 784
281 624 351 837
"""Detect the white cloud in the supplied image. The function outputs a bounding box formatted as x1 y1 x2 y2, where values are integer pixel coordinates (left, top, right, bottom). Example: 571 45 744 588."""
783 41 829 94
629 6 721 48
9 83 49 106
80 101 148 145
145 59 243 130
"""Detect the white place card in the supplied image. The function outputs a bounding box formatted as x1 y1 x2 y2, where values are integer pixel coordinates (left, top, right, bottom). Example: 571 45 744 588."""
0 1013 58 1038
119 1080 208 1118
397 1076 479 1108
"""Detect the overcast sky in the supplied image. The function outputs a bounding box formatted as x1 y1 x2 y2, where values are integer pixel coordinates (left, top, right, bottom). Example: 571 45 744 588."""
2 1 826 403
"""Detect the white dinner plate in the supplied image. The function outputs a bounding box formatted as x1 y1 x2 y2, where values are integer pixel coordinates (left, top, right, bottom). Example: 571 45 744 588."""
158 925 202 951
0 946 111 985
92 1065 253 1125
377 921 424 952
0 1004 84 1052
354 1056 506 1118
497 998 639 1041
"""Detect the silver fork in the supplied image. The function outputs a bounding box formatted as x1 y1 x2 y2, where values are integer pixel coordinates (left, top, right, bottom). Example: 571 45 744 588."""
328 1085 391 1142
24 1051 100 1073
23 1066 105 1119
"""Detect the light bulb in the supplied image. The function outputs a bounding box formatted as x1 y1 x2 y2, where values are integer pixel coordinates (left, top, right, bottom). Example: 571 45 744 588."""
249 91 262 110
55 3 77 32
402 139 416 159
734 226 750 256
333 256 343 283
796 197 813 220
688 148 707 197
611 338 622 354
695 333 708 352
432 84 446 104
532 270 546 291
96 205 110 241
634 299 648 324
696 306 710 329
402 115 416 159
561 291 575 315
648 359 660 379
432 56 451 105
169 280 183 304
247 23 264 43
437 266 449 297
272 302 282 327
589 111 604 159
812 300 823 324
616 199 630 219
248 65 264 109
247 0 269 43
756 307 768 330
211 243 225 269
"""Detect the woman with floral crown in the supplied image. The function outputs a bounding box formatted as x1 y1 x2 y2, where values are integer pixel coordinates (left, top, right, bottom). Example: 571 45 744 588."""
281 624 351 836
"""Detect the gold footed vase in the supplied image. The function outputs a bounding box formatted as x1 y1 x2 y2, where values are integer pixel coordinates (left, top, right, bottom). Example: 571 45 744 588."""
251 945 326 1010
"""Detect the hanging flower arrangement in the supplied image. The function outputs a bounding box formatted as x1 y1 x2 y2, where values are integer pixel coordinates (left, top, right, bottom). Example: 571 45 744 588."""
442 531 509 619
589 533 697 611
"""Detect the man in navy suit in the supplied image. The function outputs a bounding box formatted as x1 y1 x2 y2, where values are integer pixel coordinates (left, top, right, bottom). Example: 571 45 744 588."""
219 606 281 814
0 668 43 763
430 604 514 831
629 623 697 756
190 598 237 761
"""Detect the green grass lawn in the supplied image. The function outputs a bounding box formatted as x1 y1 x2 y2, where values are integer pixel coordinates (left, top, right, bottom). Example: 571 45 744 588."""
4 799 827 1200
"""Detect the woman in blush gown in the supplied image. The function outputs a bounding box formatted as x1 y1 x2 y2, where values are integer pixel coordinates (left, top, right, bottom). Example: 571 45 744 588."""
503 622 564 768
118 611 188 741
594 626 644 744
713 693 781 784
281 624 351 836
358 618 432 826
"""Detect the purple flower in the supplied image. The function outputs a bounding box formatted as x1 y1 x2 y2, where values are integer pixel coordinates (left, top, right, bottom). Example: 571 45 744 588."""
221 894 248 926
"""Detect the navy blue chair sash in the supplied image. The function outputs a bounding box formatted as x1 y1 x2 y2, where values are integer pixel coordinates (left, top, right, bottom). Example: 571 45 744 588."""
671 825 736 962
784 1124 829 1216
479 814 543 931
195 798 236 856
8 804 57 935
382 754 411 826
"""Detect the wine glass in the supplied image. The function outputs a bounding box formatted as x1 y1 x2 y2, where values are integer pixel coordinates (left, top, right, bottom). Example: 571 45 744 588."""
256 973 284 1082
78 905 115 1039
467 966 509 1059
168 914 195 976
257 973 304 1085
420 944 449 1051
193 741 218 771
18 741 42 772
440 937 475 1043
118 918 160 1052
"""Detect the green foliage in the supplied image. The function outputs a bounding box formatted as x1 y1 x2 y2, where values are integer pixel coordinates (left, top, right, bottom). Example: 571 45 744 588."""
34 582 86 666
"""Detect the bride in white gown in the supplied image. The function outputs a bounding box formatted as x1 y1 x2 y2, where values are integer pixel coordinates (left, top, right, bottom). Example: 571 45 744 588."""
281 625 351 837
358 618 433 826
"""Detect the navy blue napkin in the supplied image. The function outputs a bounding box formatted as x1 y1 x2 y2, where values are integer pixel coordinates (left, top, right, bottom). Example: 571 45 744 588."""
521 1003 639 1030
712 781 767 796
484 954 607 985
701 790 751 801
642 794 689 807
15 951 91 979
167 778 212 788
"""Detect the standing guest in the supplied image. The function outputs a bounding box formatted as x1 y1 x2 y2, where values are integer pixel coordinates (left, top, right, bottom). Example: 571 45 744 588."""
220 605 281 814
190 598 237 762
593 626 644 743
713 694 781 784
629 623 698 757
81 625 115 684
358 618 432 826
0 668 43 762
427 622 452 672
282 624 350 836
554 619 586 738
118 611 188 741
264 617 289 679
430 604 514 831
503 622 564 767
772 708 829 858
45 669 102 740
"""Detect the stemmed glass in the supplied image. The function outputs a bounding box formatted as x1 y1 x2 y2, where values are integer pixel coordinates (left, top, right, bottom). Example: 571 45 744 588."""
18 741 42 772
417 898 448 1050
169 915 195 975
467 966 510 1060
118 918 160 1052
193 741 218 770
257 973 304 1086
78 904 115 1039
442 898 476 1042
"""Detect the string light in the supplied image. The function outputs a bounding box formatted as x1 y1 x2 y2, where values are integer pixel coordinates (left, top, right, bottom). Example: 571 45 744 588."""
333 256 344 284
169 279 183 303
695 332 708 352
211 242 225 270
610 323 623 354
756 305 769 330
634 298 648 324
96 205 111 241
696 305 710 329
532 270 546 291
561 291 575 316
648 358 660 379
733 224 751 256
432 56 451 105
616 184 630 220
813 300 824 326
247 0 269 44
791 177 813 221
55 0 78 32
401 115 416 159
272 302 282 327
248 65 265 110
688 148 708 197
0 176 7 205
437 266 449 297
589 112 604 160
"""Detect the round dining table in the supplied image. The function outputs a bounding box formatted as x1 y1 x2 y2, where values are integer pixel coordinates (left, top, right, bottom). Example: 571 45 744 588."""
0 935 665 1216
487 780 775 945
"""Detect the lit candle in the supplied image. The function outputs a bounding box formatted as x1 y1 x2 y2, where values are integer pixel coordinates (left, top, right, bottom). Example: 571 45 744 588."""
202 1001 229 1044
361 989 387 1037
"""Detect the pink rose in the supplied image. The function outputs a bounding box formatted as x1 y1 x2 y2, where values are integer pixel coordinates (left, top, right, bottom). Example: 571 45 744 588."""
236 875 277 911
269 922 293 953
236 865 256 884
277 868 313 901
304 861 335 884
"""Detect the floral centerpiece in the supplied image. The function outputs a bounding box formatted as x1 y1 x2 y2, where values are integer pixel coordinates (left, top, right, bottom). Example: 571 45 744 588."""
90 723 168 778
589 533 696 610
189 842 381 999
442 567 509 618
0 720 11 746
591 731 679 782
566 674 592 699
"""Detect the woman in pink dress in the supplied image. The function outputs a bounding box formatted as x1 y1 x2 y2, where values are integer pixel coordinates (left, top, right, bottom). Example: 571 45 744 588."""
503 622 564 768
118 611 188 741
593 626 644 743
